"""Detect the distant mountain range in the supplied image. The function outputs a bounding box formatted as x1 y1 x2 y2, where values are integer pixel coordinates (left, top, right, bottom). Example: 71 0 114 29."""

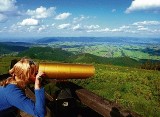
1 42 33 46
35 37 160 45
0 37 159 44
36 37 126 43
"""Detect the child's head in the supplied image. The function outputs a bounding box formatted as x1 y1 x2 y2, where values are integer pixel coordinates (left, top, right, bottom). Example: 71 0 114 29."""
9 58 38 84
0 58 38 88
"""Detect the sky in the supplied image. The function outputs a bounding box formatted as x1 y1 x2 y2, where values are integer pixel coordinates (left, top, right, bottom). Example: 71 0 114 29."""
0 0 160 38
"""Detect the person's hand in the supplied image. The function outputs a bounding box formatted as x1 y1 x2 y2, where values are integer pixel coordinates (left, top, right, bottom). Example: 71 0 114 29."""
35 71 45 90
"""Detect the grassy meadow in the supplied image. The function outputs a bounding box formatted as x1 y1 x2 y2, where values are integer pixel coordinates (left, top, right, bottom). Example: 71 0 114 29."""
71 64 160 116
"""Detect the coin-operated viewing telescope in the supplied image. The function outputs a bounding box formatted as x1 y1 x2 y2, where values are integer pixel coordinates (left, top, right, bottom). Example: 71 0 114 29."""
38 63 95 80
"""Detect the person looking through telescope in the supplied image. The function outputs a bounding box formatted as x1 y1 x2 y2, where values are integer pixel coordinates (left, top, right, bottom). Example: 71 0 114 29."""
0 58 46 117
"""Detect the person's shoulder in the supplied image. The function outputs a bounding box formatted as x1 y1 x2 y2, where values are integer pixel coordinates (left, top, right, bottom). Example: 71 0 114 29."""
6 84 18 88
4 84 24 98
5 84 21 92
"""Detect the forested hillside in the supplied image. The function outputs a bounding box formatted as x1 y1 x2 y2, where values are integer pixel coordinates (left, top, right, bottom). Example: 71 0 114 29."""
0 43 29 55
18 47 74 62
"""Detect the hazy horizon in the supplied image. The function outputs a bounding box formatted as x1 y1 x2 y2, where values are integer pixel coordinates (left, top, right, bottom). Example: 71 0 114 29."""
0 36 159 43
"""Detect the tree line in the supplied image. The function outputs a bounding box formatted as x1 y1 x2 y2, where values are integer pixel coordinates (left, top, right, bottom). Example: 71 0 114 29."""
141 60 160 71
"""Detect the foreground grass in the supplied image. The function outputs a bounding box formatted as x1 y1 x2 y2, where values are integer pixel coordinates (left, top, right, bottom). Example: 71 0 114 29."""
71 64 160 116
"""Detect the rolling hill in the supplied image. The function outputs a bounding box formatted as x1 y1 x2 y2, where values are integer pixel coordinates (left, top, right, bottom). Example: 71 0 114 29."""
17 46 140 67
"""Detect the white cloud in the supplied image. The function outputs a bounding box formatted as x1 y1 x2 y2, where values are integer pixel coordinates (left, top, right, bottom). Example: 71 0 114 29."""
0 0 18 22
58 23 70 29
119 25 130 29
55 12 71 20
110 28 122 32
96 28 110 32
0 14 8 22
100 21 160 34
85 25 100 30
8 23 55 33
38 25 50 32
137 27 149 31
152 29 160 33
8 24 23 32
125 0 160 13
86 20 160 35
71 24 100 31
73 15 89 23
38 26 46 32
2 18 160 37
27 26 38 32
133 21 160 25
112 9 116 12
0 0 17 12
19 18 39 26
72 24 82 31
51 23 55 26
26 6 56 19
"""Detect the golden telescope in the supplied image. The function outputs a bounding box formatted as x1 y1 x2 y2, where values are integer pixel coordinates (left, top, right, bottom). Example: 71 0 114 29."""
38 63 95 80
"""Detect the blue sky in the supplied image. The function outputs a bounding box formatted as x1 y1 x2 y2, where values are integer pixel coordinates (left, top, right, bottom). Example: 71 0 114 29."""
0 0 160 38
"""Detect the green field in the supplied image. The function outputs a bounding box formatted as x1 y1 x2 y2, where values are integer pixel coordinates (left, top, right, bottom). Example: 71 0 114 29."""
48 42 160 60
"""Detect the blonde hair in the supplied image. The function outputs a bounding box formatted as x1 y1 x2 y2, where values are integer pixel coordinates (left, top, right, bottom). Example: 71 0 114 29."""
0 58 37 89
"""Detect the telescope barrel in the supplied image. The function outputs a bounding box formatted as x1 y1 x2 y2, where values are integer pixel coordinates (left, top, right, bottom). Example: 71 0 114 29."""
38 63 95 80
